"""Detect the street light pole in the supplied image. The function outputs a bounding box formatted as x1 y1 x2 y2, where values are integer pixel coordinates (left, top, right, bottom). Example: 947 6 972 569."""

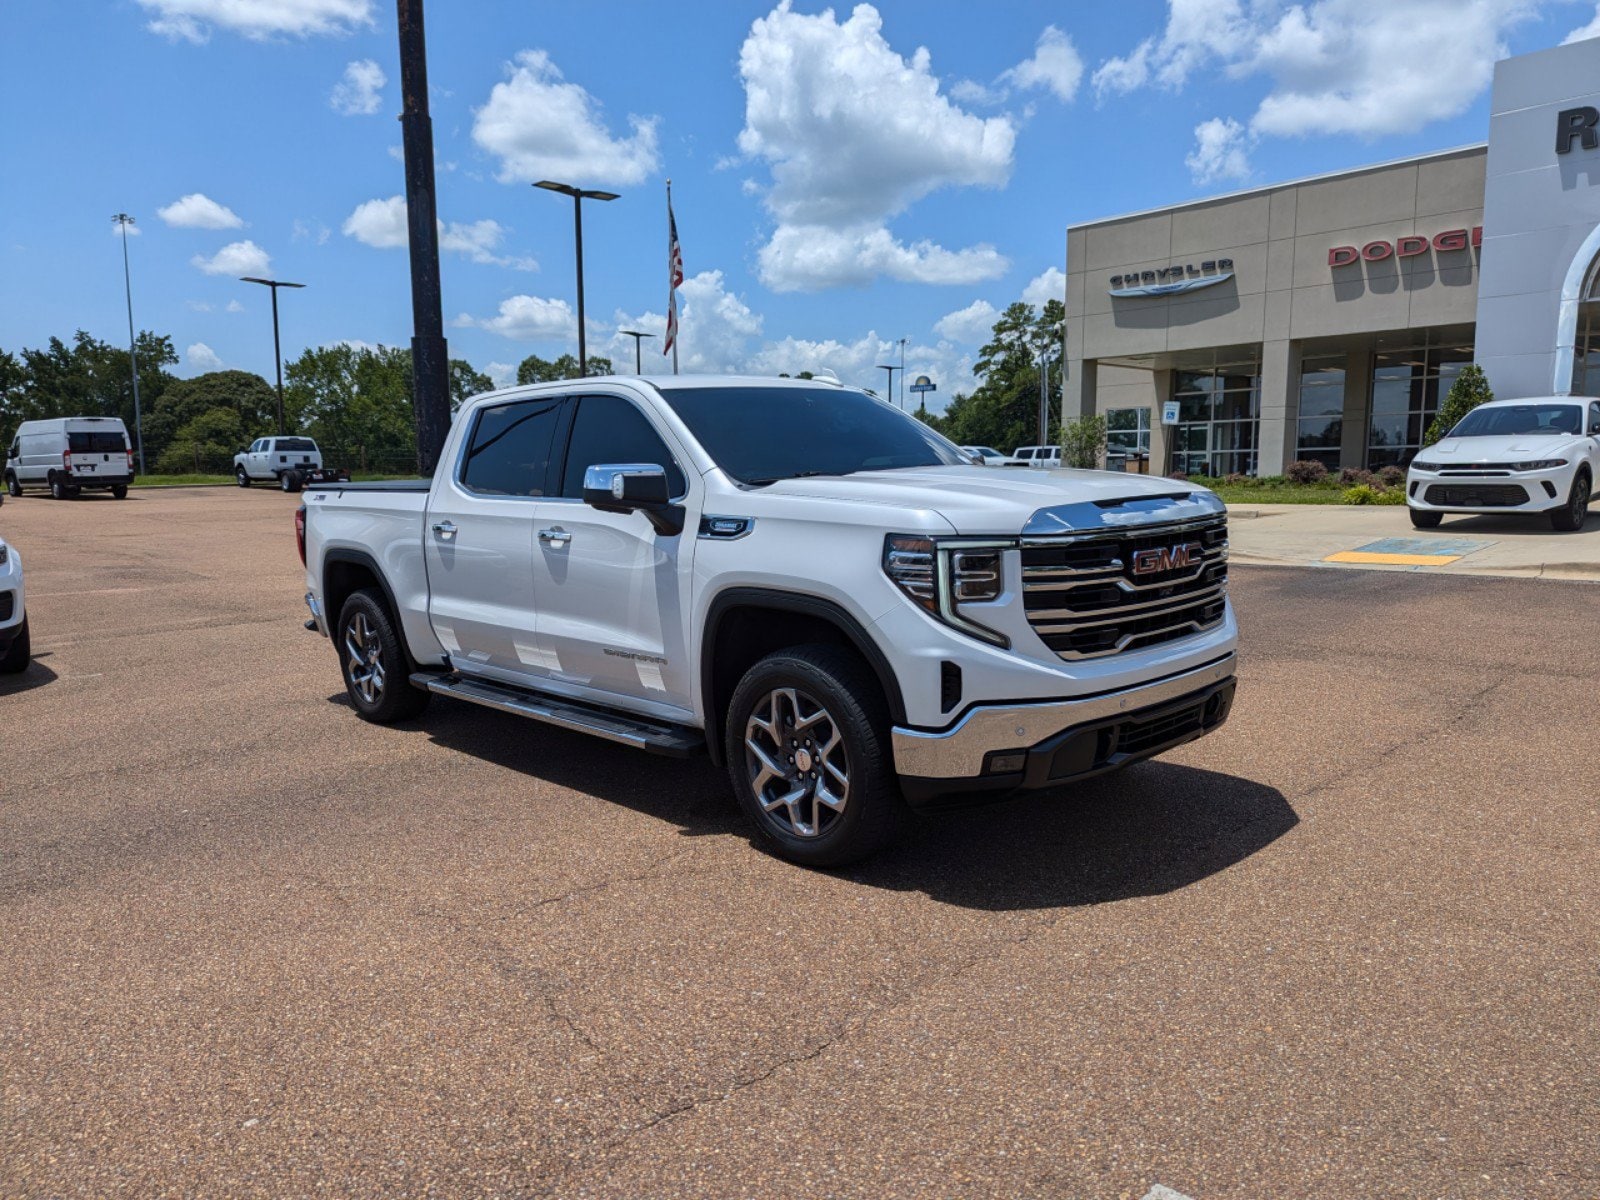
240 277 305 435
535 181 619 377
619 329 656 374
876 363 901 404
898 336 907 409
1037 344 1058 447
112 213 146 475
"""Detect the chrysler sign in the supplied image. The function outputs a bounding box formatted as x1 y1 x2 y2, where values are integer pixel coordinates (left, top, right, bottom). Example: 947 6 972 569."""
1109 258 1234 298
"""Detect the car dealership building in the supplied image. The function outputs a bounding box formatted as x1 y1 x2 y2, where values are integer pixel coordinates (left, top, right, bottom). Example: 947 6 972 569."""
1063 37 1600 476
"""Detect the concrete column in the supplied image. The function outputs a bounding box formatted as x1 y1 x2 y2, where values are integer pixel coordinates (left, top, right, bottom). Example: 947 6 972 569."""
1148 368 1173 475
1256 339 1301 476
1340 347 1373 470
1064 356 1097 422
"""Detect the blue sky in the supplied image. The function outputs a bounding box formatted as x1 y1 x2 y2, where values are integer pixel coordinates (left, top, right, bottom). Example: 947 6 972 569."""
5 0 1599 410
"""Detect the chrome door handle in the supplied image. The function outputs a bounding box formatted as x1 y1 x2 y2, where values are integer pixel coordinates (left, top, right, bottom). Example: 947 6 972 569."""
538 526 571 547
431 521 457 540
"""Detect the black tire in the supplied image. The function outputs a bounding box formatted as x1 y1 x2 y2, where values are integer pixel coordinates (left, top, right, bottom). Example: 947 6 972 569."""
1550 470 1591 532
3 473 18 498
111 484 128 500
1409 507 1443 529
0 616 30 675
281 470 302 493
724 643 906 867
50 476 69 500
236 467 251 488
336 588 429 723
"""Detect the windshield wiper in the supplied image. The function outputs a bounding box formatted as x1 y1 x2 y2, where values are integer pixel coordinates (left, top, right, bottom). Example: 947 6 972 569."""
743 469 856 486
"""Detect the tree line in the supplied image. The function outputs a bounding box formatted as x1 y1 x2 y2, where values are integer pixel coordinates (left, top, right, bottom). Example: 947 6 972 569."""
913 298 1066 452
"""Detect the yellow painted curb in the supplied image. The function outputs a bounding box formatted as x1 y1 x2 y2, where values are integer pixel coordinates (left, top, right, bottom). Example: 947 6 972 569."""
1323 550 1461 566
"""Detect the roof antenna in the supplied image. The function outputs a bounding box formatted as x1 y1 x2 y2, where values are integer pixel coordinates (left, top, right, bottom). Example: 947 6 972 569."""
814 368 841 384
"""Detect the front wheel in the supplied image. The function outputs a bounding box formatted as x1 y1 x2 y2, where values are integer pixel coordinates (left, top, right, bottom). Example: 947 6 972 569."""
236 467 251 488
724 644 906 867
4 473 19 498
336 589 429 723
1550 471 1591 532
1409 507 1442 529
0 616 30 674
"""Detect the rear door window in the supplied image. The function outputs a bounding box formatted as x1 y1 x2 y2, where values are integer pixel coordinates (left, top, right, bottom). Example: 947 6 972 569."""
68 431 127 453
460 397 566 497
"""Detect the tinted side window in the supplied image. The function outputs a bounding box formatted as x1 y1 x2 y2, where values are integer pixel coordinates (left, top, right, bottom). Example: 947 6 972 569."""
460 397 564 496
1591 402 1600 433
559 395 687 499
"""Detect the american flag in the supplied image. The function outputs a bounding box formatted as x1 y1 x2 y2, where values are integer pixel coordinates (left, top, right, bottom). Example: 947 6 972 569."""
664 185 682 364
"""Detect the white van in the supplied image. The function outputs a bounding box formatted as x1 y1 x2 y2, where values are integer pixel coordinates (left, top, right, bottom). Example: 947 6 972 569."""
5 417 135 499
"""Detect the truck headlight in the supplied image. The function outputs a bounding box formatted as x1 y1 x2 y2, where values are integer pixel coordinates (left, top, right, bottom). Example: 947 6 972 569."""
1409 461 1440 472
884 535 1011 648
1510 459 1568 470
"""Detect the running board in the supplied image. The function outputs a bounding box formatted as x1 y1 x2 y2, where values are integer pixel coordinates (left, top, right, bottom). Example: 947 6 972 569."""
411 672 704 758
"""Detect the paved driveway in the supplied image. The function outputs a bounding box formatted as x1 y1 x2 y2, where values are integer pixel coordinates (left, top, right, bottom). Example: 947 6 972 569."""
2 488 1595 1198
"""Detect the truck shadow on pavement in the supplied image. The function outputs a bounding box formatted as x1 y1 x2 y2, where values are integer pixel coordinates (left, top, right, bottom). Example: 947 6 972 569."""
0 655 58 697
404 696 1298 913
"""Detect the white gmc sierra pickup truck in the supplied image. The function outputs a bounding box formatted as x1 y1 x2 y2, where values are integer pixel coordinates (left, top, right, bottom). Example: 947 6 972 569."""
299 375 1237 865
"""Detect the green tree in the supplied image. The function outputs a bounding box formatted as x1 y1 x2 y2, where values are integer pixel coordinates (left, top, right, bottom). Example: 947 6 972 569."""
1424 363 1493 446
145 369 276 464
285 343 417 471
7 330 177 456
1061 414 1108 469
155 407 248 475
515 352 612 384
934 300 1064 452
449 359 495 411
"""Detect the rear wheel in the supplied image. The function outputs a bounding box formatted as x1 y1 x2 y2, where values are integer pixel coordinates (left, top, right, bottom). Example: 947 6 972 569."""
724 644 906 867
1409 507 1442 529
0 617 30 674
1550 470 1591 532
49 476 69 500
236 467 251 488
336 588 429 723
111 484 128 500
281 470 302 493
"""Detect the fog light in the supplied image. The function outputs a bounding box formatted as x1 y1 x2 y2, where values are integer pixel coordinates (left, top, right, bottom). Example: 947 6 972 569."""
986 750 1027 775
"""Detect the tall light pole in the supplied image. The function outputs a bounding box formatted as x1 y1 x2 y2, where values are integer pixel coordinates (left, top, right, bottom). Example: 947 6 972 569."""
619 329 656 374
1036 340 1060 447
112 213 146 474
897 336 907 409
240 277 305 435
876 363 901 404
535 181 618 377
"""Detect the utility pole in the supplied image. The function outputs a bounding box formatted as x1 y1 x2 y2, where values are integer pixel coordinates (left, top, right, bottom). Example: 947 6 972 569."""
112 213 146 474
898 336 907 409
241 277 305 435
619 329 656 374
535 181 619 377
396 0 451 473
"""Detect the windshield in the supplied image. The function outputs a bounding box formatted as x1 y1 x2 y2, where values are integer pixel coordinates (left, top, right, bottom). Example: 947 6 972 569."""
657 385 967 483
1449 404 1582 438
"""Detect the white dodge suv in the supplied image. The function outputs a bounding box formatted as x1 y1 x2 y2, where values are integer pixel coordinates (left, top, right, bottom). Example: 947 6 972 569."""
1406 397 1600 531
299 376 1238 866
0 533 28 673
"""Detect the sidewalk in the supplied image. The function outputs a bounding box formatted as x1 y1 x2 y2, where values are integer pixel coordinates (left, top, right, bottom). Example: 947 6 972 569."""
1225 502 1600 581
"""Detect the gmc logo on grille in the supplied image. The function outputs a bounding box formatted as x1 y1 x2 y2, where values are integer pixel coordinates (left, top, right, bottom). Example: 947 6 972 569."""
1131 542 1203 576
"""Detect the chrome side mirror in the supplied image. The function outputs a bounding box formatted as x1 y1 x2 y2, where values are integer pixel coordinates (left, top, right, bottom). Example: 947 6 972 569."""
581 463 684 536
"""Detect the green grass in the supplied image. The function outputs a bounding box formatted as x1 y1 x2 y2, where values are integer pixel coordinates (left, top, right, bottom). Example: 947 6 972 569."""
133 471 421 488
1186 476 1407 506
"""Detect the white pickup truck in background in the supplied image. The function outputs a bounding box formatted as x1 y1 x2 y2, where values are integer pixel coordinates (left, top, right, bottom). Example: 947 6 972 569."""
235 437 328 492
298 375 1237 865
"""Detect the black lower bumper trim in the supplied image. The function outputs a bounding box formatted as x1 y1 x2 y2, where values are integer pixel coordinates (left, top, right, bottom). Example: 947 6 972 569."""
899 677 1236 809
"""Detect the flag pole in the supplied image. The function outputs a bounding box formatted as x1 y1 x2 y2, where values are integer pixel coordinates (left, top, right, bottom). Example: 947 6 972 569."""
667 178 680 375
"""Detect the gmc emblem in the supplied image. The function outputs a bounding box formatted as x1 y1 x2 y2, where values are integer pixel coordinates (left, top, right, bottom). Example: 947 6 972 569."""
1131 542 1203 576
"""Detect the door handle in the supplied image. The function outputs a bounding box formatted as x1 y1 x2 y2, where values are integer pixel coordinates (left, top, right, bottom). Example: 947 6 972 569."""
538 526 571 547
431 521 457 540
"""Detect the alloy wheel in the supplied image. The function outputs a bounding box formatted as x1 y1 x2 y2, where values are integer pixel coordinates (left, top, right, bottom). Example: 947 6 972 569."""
744 687 850 839
344 611 386 706
1575 476 1590 525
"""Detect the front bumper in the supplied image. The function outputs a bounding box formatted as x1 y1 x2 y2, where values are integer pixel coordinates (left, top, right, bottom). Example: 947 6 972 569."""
892 653 1236 806
1406 467 1571 512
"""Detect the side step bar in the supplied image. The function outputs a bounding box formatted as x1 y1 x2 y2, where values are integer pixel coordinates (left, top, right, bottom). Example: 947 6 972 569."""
411 672 704 758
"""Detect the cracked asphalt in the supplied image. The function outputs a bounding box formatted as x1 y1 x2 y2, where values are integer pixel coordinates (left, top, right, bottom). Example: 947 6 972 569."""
2 487 1597 1198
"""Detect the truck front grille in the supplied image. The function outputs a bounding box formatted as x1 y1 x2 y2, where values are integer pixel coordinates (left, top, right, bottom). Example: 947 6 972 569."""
1020 515 1228 660
1423 483 1528 507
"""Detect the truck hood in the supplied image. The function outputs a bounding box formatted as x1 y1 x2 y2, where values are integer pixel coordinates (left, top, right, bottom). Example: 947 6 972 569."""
1426 434 1586 460
749 465 1216 534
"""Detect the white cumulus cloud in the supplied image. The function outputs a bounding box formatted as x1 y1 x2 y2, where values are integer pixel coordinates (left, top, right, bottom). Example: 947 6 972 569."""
737 2 1015 291
139 0 373 42
934 299 1000 343
186 342 223 371
157 192 244 229
999 26 1084 102
1566 5 1600 43
191 239 271 276
226 299 244 313
331 58 385 115
455 294 576 341
1022 267 1066 310
342 196 536 269
472 50 660 186
1186 116 1253 185
485 361 518 388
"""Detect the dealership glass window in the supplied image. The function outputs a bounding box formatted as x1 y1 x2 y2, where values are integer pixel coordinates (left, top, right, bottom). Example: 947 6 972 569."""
1105 407 1151 456
1572 304 1600 396
1171 359 1259 476
1366 343 1473 468
1295 356 1346 470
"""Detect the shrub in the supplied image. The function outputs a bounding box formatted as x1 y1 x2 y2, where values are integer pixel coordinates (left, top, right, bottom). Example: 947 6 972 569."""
1338 467 1377 486
1424 363 1493 446
1222 472 1247 485
1060 414 1108 469
1286 459 1329 485
1376 465 1406 487
1341 483 1381 505
1168 471 1189 482
1375 486 1406 505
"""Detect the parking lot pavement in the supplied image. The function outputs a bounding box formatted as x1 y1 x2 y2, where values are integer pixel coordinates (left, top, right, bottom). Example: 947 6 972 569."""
1227 500 1600 579
2 487 1597 1199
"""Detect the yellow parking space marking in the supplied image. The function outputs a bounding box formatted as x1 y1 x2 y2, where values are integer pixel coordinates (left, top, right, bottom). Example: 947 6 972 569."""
1324 550 1462 566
